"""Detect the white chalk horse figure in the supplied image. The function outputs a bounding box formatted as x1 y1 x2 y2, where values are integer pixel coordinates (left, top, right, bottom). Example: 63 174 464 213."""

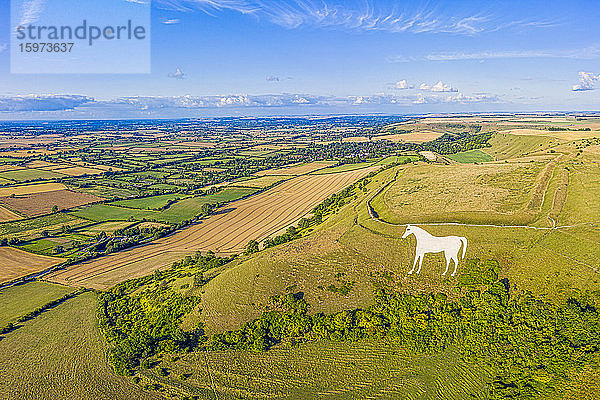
402 225 467 276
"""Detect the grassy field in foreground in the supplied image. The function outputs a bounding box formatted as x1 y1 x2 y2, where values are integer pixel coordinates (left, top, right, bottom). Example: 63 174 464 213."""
446 149 494 163
142 341 493 400
0 292 161 400
0 281 75 327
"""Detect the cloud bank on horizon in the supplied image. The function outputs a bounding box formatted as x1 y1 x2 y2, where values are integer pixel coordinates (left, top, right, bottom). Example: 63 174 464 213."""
0 91 500 114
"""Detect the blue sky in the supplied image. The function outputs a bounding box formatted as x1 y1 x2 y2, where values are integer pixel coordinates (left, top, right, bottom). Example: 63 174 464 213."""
0 0 599 118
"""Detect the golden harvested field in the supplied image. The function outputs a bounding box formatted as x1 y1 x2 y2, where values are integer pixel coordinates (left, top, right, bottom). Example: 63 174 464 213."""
255 160 336 176
0 149 61 157
0 247 64 284
374 131 444 143
0 205 21 222
47 168 377 289
25 160 61 169
0 189 103 217
0 182 66 196
0 165 25 172
52 166 105 176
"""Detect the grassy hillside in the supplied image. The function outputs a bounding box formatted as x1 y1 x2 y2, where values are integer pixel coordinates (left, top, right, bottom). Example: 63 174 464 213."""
0 291 161 400
198 145 600 334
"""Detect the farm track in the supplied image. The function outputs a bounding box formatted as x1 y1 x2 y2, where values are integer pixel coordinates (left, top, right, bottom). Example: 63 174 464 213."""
46 168 377 289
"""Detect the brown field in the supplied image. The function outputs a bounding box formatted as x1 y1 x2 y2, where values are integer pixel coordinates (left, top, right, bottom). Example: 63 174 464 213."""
0 190 103 217
0 165 26 172
0 182 66 197
0 247 64 284
255 160 336 176
46 168 376 289
0 149 61 157
374 131 444 143
0 205 22 222
52 166 105 176
25 160 61 169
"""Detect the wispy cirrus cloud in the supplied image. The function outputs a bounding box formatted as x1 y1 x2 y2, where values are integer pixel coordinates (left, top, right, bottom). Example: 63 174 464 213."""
390 45 600 63
19 0 46 25
0 44 6 53
155 0 553 35
572 72 600 92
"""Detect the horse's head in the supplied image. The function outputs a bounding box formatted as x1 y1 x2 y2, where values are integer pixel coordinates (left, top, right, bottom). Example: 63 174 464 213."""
402 225 414 239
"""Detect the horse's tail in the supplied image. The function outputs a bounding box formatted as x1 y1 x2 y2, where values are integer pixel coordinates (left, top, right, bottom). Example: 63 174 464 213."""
460 237 467 259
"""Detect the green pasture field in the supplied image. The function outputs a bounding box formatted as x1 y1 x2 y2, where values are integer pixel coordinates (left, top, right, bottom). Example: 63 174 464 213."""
0 168 65 182
17 232 92 256
446 149 494 163
0 292 158 400
111 193 189 210
70 187 258 224
0 213 91 240
0 281 76 327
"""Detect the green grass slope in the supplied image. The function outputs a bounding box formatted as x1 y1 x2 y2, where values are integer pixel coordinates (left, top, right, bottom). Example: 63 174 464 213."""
0 291 162 400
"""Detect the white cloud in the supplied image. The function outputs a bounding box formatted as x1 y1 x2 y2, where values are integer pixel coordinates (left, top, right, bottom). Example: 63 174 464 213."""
412 92 499 105
168 67 185 79
0 44 6 53
419 81 457 92
19 0 46 25
162 18 180 24
155 1 553 35
0 91 502 115
395 80 412 89
389 46 600 63
0 95 92 111
572 71 600 91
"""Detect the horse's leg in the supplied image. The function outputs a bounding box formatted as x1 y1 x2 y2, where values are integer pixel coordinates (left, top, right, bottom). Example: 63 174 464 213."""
442 252 450 276
451 255 459 276
416 254 424 274
408 254 418 274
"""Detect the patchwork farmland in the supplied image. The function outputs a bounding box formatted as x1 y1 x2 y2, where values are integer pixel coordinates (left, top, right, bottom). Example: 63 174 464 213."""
47 167 378 289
